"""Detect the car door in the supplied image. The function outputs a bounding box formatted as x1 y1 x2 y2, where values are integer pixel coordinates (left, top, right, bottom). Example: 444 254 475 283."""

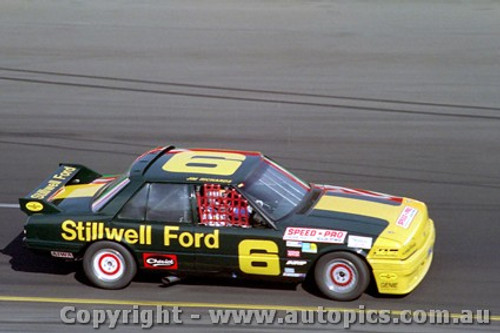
192 183 284 278
113 182 196 272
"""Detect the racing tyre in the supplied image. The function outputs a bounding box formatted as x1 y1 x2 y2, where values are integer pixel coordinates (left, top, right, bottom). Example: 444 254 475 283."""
314 252 370 301
83 241 137 289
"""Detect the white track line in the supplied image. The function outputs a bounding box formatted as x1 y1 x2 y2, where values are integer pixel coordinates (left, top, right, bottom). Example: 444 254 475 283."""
0 203 20 209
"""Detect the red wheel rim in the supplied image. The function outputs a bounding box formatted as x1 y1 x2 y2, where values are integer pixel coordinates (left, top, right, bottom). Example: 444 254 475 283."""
329 263 353 287
98 253 121 276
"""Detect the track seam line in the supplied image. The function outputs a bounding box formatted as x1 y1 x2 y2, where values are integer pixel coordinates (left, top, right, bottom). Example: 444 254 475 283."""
1 66 499 112
1 76 500 120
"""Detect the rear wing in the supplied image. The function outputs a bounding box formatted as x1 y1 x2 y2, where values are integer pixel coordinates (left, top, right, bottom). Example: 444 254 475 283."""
19 164 101 215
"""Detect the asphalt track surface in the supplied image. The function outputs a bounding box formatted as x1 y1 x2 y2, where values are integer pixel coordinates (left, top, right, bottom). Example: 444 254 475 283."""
1 1 500 332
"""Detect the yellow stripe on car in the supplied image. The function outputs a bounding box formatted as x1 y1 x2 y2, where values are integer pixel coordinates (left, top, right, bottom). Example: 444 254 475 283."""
313 195 426 250
51 184 104 200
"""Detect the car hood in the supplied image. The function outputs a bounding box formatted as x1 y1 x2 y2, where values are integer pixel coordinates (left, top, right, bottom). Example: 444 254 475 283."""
292 184 428 243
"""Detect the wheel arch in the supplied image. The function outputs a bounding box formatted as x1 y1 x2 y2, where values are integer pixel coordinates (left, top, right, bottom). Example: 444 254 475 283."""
307 247 371 277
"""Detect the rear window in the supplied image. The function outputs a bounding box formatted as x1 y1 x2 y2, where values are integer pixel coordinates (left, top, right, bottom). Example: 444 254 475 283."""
91 176 130 212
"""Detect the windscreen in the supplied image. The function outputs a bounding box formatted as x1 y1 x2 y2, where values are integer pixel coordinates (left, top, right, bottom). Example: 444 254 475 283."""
239 159 309 221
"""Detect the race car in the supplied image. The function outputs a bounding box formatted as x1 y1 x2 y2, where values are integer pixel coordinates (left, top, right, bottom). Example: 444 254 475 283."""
19 145 435 301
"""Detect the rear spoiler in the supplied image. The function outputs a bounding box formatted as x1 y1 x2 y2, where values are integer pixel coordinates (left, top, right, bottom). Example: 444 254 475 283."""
19 164 101 215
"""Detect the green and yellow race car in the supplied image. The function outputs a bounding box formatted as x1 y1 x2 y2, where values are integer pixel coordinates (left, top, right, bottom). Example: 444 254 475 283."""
19 145 435 301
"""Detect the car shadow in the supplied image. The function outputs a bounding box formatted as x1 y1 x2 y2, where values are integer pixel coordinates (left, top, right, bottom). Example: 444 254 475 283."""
131 270 300 292
1 232 78 275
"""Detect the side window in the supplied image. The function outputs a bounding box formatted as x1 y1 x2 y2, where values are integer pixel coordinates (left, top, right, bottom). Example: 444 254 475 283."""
196 184 252 228
146 183 192 223
118 184 149 220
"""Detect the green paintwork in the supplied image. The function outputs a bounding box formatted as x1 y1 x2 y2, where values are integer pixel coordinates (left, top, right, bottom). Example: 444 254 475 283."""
20 146 391 282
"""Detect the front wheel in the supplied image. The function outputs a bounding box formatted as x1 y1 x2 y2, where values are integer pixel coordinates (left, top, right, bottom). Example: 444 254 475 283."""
314 252 370 301
83 241 137 289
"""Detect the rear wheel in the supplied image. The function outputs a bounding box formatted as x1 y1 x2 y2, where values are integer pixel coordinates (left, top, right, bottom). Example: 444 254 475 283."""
314 252 370 301
83 241 136 289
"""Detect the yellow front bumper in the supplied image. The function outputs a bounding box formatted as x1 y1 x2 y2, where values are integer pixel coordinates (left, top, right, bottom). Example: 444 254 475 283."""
368 219 436 295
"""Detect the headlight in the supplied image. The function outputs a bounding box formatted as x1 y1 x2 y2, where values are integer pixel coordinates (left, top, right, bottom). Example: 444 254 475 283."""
370 238 417 260
400 239 417 259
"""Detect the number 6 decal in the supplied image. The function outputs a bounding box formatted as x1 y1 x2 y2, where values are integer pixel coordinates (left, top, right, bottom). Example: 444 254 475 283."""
162 151 246 176
238 239 280 276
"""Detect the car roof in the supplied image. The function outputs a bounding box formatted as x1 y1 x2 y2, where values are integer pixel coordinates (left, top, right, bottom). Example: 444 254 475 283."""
133 147 263 185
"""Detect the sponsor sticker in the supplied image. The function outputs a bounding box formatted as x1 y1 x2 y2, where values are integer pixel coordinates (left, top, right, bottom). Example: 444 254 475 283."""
143 253 178 270
285 260 307 266
29 166 77 200
347 236 373 249
286 241 303 248
284 267 295 273
301 242 317 254
379 273 398 281
381 282 398 289
284 227 347 244
283 272 306 278
287 250 301 258
50 251 74 259
26 201 44 212
396 206 418 229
